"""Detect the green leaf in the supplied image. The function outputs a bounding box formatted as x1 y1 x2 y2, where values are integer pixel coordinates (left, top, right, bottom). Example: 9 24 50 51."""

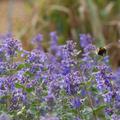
83 106 93 115
93 104 107 113
15 83 24 89
25 87 34 93
90 85 98 94
17 64 25 70
24 71 33 77
0 95 11 99
17 63 31 70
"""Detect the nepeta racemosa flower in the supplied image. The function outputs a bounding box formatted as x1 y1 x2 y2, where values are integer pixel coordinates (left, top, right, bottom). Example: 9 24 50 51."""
0 33 119 120
50 32 58 52
79 34 94 48
32 33 43 50
4 38 22 58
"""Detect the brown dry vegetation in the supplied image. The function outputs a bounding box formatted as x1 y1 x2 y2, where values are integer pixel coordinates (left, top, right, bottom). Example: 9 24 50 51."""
0 0 26 35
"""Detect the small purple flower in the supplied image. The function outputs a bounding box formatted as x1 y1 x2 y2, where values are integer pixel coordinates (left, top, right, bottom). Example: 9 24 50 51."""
50 32 58 43
32 34 43 50
75 117 81 120
103 56 109 63
0 113 10 120
105 108 113 116
40 114 59 120
79 34 94 48
62 66 71 75
84 44 96 53
32 34 43 43
71 97 81 109
45 94 55 106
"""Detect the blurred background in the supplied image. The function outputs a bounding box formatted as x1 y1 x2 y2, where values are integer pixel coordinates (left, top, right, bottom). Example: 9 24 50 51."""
0 0 120 69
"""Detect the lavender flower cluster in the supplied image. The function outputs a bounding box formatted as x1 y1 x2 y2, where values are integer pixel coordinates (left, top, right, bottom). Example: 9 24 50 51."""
0 32 120 120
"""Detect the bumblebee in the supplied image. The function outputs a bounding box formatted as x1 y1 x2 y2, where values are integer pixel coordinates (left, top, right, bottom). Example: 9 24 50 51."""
98 47 107 56
97 41 120 56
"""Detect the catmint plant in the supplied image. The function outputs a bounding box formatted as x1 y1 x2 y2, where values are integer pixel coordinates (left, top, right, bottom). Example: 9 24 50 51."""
0 33 119 120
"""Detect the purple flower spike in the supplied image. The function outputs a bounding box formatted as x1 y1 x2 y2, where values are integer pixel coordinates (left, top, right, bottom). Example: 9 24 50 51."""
79 34 94 48
32 34 43 43
50 32 58 42
50 32 58 52
32 34 43 50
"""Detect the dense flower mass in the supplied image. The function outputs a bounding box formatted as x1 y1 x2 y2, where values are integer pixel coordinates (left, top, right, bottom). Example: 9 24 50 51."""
0 33 120 120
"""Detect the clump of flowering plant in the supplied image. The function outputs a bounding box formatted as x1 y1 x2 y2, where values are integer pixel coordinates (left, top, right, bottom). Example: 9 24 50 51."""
0 32 120 120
